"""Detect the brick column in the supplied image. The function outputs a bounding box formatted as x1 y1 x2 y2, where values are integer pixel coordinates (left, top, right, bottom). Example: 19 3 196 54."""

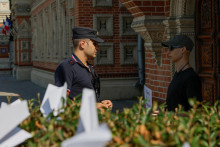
131 16 170 101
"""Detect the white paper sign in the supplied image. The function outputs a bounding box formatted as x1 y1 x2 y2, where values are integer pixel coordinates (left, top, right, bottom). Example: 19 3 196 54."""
144 85 152 108
0 102 7 109
0 100 30 140
0 100 31 146
62 123 111 147
77 88 98 134
61 88 112 147
182 142 191 147
0 127 32 147
40 82 67 117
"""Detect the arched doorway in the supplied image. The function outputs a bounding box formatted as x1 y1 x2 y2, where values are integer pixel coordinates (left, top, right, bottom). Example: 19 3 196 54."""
196 0 220 104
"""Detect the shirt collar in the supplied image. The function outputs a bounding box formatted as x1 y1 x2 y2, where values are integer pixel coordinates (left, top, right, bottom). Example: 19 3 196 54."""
71 53 91 68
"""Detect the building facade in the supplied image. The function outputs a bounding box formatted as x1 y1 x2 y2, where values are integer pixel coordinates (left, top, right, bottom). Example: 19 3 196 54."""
9 0 220 103
10 0 140 100
0 0 11 74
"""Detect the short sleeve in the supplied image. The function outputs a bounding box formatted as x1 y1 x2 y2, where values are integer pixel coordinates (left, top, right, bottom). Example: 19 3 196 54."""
55 64 65 87
61 63 75 92
55 62 75 93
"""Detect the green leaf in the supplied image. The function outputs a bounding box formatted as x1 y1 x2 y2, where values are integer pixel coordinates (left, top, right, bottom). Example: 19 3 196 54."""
211 142 216 147
28 142 38 147
211 131 217 140
57 129 65 140
135 135 147 147
200 140 209 147
192 135 200 147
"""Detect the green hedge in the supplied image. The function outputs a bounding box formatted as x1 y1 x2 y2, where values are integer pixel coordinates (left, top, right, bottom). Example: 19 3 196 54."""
19 97 220 147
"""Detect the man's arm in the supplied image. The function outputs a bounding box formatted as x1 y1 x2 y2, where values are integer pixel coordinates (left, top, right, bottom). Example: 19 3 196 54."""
55 65 65 87
55 62 75 98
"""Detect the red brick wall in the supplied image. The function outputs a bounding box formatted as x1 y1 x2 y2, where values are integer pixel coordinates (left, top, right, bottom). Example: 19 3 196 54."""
33 61 57 72
120 0 171 100
76 0 138 78
120 0 170 17
145 48 171 100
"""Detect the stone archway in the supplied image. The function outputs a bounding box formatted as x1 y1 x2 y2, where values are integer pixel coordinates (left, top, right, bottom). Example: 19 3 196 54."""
120 0 197 101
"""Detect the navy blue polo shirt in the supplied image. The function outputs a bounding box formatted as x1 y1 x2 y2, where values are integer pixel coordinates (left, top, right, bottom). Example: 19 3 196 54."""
55 54 94 99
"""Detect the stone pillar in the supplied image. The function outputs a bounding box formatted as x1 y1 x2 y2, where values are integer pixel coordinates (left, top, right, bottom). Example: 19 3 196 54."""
131 16 165 65
11 0 32 80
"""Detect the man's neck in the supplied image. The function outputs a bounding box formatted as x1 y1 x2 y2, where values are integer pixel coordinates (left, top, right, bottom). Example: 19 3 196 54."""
74 51 88 66
175 59 190 72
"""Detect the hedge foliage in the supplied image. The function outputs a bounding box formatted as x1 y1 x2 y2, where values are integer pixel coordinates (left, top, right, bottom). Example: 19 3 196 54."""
18 97 220 147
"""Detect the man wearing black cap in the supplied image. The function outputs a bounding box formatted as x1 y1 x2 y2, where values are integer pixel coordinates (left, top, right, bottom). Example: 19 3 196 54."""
55 26 112 111
162 35 202 111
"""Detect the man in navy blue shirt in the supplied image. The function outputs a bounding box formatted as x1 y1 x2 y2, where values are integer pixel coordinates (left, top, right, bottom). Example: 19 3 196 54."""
55 26 112 111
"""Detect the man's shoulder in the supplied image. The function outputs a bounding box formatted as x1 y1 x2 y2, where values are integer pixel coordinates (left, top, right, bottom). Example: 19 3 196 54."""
186 68 199 77
182 67 197 76
59 57 76 67
183 68 200 82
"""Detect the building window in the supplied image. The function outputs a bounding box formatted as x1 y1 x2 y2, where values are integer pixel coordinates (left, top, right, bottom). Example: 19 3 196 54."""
21 53 29 62
0 48 7 55
95 43 114 65
93 14 113 36
119 14 136 36
93 0 112 7
21 41 29 50
120 42 137 65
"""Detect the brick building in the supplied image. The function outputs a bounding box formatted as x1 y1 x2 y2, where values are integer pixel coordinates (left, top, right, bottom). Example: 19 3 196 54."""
10 0 220 103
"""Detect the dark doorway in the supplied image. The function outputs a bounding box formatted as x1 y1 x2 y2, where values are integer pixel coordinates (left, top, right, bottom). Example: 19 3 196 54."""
196 0 220 104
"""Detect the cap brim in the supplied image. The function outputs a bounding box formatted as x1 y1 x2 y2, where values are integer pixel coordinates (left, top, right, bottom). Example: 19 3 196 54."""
162 41 179 47
90 37 104 43
161 41 170 47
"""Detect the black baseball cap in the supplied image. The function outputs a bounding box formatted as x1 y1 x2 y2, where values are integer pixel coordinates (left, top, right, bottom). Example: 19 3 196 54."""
72 26 104 43
162 35 194 51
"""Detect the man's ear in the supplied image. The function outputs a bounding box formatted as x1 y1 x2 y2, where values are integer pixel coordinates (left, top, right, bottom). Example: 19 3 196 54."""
79 40 86 50
182 46 187 53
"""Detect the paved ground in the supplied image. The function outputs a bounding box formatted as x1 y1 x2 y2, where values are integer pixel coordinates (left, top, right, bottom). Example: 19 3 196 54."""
0 74 138 112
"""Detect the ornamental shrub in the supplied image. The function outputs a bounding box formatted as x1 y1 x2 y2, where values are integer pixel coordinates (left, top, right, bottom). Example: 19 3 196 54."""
18 97 220 147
